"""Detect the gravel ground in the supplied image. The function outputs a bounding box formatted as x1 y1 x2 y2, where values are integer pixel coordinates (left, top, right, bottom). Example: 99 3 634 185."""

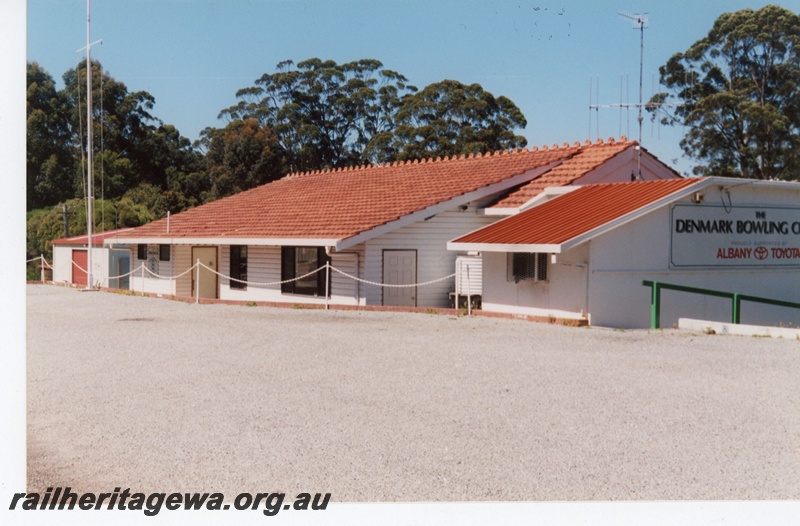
26 284 800 501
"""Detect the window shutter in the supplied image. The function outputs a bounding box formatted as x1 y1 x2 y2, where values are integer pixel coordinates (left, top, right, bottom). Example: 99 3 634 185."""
536 253 548 282
281 246 295 293
316 247 330 296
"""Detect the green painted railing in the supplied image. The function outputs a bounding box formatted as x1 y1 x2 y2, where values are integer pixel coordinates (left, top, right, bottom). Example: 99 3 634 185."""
642 280 800 329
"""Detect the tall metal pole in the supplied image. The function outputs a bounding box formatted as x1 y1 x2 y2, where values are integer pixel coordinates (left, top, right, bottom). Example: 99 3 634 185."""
636 18 644 180
85 0 94 289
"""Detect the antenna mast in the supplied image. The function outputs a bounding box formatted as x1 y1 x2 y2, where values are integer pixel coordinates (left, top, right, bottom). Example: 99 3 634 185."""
620 11 647 180
589 13 649 179
77 0 101 289
619 12 647 149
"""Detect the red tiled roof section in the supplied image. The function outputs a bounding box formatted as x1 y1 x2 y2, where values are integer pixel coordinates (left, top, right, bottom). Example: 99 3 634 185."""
453 178 700 246
116 145 582 241
490 139 635 209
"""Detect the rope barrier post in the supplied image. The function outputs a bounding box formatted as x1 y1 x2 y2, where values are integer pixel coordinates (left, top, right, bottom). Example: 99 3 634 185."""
140 264 145 297
466 263 471 317
40 255 45 283
195 259 200 304
325 263 330 311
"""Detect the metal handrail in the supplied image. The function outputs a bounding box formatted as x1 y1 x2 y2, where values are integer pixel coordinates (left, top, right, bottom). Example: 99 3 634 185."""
642 280 800 329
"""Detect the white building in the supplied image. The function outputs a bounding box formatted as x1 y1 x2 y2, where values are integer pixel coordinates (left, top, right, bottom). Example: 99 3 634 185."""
51 228 133 289
104 138 680 308
449 178 800 328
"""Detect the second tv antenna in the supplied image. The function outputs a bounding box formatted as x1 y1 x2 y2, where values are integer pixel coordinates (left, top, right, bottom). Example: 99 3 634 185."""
590 12 650 180
618 11 648 150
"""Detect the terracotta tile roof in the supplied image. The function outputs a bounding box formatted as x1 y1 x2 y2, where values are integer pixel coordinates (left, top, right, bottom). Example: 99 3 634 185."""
489 138 636 209
452 178 700 247
114 144 586 243
52 228 135 246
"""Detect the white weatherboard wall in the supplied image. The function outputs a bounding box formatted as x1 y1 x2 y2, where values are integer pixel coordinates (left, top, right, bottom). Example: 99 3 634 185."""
218 245 365 306
363 207 497 307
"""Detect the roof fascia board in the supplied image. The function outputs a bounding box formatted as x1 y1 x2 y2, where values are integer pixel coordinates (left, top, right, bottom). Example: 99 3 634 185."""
337 161 565 250
482 207 519 216
517 186 580 212
105 237 341 247
709 176 800 191
637 149 681 179
447 241 563 253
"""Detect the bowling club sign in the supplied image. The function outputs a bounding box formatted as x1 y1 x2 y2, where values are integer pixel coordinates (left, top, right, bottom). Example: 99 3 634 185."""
670 204 800 268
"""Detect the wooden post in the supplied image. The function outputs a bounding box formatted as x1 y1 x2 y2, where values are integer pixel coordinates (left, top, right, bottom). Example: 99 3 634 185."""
325 263 330 311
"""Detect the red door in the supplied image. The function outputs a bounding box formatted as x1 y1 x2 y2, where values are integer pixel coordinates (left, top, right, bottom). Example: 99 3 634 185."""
72 250 88 286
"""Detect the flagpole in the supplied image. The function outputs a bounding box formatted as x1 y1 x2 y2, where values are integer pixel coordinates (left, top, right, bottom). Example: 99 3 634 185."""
84 0 94 290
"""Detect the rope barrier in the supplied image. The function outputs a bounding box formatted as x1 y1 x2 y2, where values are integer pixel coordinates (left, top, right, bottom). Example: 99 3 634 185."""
197 260 327 287
141 261 199 281
329 265 456 288
70 260 88 274
31 256 467 303
27 256 53 268
111 263 146 281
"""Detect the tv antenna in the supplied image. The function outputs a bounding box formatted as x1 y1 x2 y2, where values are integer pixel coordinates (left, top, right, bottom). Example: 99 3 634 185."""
588 12 650 180
618 11 647 150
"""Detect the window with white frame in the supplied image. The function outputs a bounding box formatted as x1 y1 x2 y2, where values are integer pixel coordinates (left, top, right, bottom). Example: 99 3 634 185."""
507 252 548 283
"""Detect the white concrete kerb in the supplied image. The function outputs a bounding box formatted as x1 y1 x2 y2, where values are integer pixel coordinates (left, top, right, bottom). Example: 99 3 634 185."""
679 318 800 339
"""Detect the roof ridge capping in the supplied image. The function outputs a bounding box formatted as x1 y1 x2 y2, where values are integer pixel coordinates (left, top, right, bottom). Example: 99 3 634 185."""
282 136 634 179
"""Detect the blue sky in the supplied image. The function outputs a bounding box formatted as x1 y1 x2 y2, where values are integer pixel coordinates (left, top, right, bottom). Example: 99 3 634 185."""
26 0 789 176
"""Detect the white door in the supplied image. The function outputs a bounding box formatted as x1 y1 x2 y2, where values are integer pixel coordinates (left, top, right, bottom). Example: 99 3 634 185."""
383 250 417 306
192 247 218 299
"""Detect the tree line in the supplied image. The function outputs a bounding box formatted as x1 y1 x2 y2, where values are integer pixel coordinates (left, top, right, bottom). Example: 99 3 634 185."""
26 57 528 266
27 5 800 270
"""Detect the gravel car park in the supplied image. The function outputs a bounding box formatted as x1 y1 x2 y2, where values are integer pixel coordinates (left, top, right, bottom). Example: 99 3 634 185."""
26 285 800 501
